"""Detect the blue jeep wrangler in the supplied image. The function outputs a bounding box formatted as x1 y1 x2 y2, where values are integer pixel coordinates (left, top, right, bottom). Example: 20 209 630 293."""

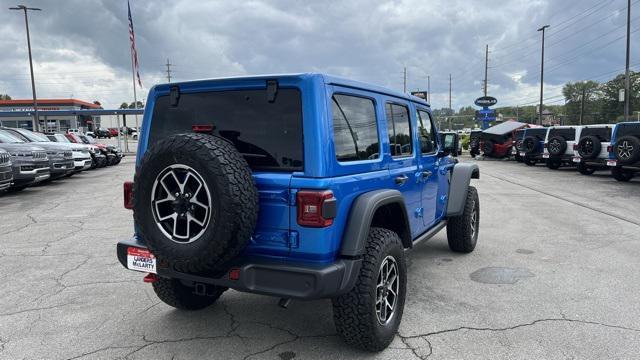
519 127 548 166
607 121 640 181
117 74 480 351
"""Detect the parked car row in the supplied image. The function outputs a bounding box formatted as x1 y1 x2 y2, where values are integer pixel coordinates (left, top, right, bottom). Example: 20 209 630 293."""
0 127 124 194
505 121 640 182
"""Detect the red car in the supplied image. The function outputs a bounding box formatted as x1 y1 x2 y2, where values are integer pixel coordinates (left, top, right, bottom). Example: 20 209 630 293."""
480 121 530 158
107 128 119 137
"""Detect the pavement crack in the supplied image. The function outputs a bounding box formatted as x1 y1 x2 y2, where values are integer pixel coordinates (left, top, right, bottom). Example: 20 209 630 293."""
402 317 640 339
66 345 140 360
0 302 74 317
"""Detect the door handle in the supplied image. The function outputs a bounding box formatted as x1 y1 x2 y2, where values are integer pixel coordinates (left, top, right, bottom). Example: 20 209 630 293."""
394 175 408 185
421 170 433 179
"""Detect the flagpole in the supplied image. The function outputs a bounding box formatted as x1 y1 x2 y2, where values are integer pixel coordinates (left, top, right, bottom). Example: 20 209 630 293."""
128 51 138 153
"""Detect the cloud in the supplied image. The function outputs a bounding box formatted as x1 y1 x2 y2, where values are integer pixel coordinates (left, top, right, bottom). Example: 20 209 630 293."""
0 0 637 110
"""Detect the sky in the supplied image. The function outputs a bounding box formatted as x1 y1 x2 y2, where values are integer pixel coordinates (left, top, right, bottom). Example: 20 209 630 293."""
0 0 638 110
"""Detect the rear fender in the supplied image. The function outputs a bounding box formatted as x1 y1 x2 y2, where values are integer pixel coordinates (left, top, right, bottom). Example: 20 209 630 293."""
339 189 411 257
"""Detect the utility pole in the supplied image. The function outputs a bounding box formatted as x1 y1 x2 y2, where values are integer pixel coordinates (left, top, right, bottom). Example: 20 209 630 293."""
403 67 407 93
516 105 519 120
483 44 489 96
449 74 452 115
579 86 586 125
624 0 631 121
427 75 431 103
165 59 172 83
537 24 550 125
10 5 41 132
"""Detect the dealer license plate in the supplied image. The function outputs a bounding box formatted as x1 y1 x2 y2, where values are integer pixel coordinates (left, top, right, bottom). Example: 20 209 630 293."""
607 160 617 167
572 157 582 163
543 154 550 159
127 247 156 273
519 152 526 157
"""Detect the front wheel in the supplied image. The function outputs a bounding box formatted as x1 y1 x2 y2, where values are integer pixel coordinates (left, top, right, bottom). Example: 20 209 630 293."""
152 277 227 310
332 227 406 352
447 186 479 253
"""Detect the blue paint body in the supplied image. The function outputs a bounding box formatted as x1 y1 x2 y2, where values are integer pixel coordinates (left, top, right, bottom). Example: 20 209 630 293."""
136 74 454 265
608 121 640 160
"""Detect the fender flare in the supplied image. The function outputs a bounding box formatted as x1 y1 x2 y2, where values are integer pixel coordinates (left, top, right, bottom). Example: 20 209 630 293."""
446 163 480 217
339 189 411 257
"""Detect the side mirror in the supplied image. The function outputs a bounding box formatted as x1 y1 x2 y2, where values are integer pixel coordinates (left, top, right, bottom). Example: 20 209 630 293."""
440 133 459 157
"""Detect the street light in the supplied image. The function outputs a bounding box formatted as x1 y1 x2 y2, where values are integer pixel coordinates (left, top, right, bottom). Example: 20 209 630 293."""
10 5 41 132
537 24 550 125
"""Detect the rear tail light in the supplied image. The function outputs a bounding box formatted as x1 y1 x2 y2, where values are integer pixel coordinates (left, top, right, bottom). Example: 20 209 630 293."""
124 181 134 209
192 124 214 134
296 190 336 227
143 273 158 283
607 145 613 152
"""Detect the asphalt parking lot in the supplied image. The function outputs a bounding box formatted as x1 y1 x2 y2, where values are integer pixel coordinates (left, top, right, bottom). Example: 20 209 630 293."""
1 156 639 360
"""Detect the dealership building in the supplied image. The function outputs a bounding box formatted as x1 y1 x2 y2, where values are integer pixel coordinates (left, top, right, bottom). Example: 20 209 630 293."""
0 99 102 133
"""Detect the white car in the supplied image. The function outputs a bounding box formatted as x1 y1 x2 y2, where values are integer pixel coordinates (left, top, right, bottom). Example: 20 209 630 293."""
543 125 583 169
572 124 614 175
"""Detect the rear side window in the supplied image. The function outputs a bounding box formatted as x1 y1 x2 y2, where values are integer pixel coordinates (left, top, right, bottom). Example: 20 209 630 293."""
149 89 303 171
581 127 612 141
386 103 412 157
332 94 380 162
416 109 436 154
549 128 576 141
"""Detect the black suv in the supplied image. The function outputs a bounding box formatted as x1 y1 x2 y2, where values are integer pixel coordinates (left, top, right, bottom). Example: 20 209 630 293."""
469 129 482 157
608 121 640 181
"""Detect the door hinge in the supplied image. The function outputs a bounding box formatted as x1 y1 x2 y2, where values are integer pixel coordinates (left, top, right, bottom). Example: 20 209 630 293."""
288 189 298 206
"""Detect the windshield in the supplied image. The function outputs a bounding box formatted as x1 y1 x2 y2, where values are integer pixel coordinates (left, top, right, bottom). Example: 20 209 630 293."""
79 135 93 144
54 134 70 143
0 130 25 143
9 128 45 142
32 132 52 142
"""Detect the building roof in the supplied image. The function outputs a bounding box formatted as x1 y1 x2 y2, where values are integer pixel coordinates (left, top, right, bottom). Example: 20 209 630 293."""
0 99 102 109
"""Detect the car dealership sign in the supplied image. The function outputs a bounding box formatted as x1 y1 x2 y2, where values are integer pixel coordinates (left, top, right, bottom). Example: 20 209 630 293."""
474 96 497 107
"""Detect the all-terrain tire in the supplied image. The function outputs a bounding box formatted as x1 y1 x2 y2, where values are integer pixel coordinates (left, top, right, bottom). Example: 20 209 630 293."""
611 167 634 182
482 140 494 156
152 277 227 310
614 136 640 165
577 162 595 175
545 158 562 170
577 136 601 160
133 133 259 273
446 186 479 253
547 136 567 156
332 227 407 352
522 136 539 155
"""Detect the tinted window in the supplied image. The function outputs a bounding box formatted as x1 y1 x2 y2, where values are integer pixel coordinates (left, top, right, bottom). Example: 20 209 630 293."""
385 103 412 157
548 128 576 141
0 130 24 143
332 94 379 162
616 123 640 137
581 127 612 141
417 110 436 154
526 128 548 140
149 89 303 171
515 130 525 139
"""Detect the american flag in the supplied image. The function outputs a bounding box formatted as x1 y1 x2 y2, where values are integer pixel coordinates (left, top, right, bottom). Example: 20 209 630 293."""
128 0 142 87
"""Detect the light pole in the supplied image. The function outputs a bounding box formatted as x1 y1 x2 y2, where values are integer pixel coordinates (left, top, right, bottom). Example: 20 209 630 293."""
623 0 631 121
537 24 550 125
10 4 41 132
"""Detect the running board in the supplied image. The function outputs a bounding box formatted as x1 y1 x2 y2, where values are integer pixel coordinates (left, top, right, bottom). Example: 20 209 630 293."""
410 220 448 249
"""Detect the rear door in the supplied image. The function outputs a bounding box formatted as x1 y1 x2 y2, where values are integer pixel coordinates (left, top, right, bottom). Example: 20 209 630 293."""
385 101 423 238
415 108 440 226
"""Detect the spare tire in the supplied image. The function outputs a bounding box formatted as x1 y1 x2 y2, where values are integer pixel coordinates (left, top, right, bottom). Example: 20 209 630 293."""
482 140 494 155
547 136 567 156
469 138 480 150
133 133 259 273
577 136 601 160
522 136 538 155
614 135 640 165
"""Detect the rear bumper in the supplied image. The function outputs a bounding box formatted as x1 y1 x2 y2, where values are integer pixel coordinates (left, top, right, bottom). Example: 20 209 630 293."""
117 238 362 300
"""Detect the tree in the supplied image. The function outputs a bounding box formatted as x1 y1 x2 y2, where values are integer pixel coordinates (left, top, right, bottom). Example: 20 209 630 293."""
599 71 640 122
562 80 601 124
119 101 144 109
119 102 129 109
0 94 11 100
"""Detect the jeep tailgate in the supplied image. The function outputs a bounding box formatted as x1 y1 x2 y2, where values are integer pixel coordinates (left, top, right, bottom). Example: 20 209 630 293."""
242 172 294 258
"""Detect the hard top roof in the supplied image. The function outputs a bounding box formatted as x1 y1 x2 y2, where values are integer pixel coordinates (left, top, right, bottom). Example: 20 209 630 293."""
482 120 528 135
156 73 429 107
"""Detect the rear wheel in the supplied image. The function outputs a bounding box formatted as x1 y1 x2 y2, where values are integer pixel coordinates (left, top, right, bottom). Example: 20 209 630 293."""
153 277 226 310
611 167 634 182
447 186 479 253
332 227 406 352
546 158 562 170
577 162 595 175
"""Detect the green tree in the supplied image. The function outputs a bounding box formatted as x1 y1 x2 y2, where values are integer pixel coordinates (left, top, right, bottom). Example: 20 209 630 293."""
599 71 640 122
119 101 144 109
0 94 11 100
562 80 601 124
119 102 129 109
